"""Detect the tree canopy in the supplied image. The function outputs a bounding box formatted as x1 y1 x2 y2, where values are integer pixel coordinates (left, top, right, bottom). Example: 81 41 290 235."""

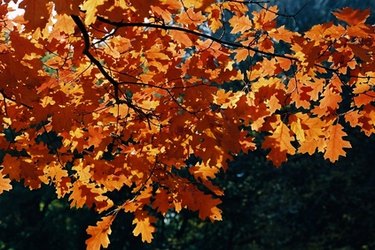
0 1 374 249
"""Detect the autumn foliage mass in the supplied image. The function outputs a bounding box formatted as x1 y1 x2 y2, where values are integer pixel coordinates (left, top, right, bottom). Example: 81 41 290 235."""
0 0 374 249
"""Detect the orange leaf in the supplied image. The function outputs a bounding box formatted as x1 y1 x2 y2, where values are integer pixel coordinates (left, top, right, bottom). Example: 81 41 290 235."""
182 0 214 11
277 57 292 71
239 132 256 152
354 91 375 107
132 214 156 243
262 120 296 166
234 48 250 62
345 110 361 128
86 215 114 250
177 8 206 26
170 30 193 47
0 171 12 194
229 15 252 34
270 25 297 43
333 7 370 26
324 124 352 162
313 87 342 117
88 126 106 148
253 5 278 30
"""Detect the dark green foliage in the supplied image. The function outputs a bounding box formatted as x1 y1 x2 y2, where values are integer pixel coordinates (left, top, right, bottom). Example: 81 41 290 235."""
0 185 94 250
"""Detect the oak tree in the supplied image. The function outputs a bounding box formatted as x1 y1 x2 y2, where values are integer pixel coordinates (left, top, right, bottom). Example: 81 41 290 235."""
0 1 374 249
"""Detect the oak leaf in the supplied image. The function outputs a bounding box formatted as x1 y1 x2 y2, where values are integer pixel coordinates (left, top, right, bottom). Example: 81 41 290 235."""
86 215 114 250
324 124 352 162
53 0 81 15
189 161 218 181
53 14 76 35
196 193 222 222
234 48 250 62
152 188 171 214
229 15 252 34
1 1 375 249
132 214 156 243
82 0 105 25
333 7 370 26
19 0 50 31
262 120 296 167
182 0 214 11
0 171 12 194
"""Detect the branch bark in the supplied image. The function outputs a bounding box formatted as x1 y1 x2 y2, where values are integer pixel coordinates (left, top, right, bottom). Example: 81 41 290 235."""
71 15 121 103
95 15 297 61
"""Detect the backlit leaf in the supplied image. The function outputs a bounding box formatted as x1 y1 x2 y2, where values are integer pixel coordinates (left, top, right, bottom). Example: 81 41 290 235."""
132 214 156 243
324 124 352 162
0 171 12 194
86 215 114 250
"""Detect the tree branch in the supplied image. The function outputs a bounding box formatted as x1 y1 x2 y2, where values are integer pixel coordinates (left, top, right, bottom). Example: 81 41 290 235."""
95 16 297 61
71 15 121 103
0 89 33 110
71 15 157 122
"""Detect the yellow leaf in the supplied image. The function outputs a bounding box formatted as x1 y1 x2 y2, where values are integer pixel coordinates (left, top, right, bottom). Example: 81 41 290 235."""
41 161 69 185
40 96 55 108
53 14 76 35
82 0 105 25
290 116 305 142
189 161 218 181
182 0 214 10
